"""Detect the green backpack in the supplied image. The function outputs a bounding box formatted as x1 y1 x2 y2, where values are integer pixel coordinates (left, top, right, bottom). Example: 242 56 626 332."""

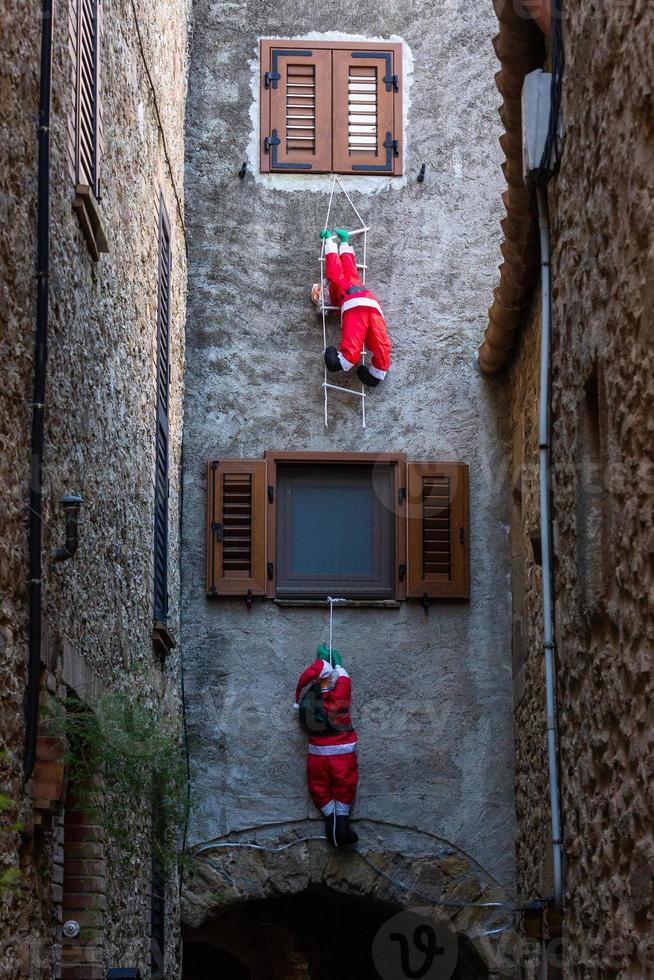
298 648 350 736
298 682 331 736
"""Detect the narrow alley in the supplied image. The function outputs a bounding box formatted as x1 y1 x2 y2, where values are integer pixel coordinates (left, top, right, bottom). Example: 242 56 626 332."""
0 1 652 978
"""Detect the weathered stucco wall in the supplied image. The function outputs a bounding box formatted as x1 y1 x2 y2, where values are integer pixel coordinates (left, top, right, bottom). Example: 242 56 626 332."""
505 3 654 976
0 0 189 975
182 0 517 930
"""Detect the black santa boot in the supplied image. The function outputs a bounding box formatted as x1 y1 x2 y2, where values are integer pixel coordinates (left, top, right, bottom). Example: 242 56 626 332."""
324 811 338 847
356 365 380 388
324 346 343 373
335 814 359 846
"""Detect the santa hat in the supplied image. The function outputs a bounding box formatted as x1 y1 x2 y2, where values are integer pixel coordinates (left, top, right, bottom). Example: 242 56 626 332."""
294 659 330 706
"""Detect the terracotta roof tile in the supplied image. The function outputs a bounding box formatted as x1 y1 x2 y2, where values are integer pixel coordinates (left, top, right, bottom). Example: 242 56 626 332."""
478 8 546 373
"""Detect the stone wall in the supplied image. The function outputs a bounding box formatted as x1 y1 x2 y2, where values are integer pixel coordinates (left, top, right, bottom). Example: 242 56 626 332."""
0 3 40 970
550 1 654 972
181 0 518 951
506 292 551 905
0 0 190 976
505 2 654 975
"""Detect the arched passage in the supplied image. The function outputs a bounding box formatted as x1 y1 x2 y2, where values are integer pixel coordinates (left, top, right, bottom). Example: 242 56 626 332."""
183 888 491 979
181 827 514 977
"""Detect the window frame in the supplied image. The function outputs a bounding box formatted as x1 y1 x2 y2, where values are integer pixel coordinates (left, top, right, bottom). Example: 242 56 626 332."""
265 451 407 600
259 39 404 177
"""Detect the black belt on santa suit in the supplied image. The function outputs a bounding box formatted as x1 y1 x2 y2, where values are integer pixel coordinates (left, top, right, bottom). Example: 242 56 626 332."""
345 285 368 296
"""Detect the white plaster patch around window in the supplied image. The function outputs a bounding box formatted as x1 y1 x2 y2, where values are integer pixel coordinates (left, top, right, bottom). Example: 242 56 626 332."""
248 32 414 194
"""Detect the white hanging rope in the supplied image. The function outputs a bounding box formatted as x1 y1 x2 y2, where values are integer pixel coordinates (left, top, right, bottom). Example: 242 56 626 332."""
335 174 367 228
327 596 346 666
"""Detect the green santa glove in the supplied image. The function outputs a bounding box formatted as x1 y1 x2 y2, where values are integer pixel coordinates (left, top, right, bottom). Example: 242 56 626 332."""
320 228 333 240
317 643 343 668
335 228 350 243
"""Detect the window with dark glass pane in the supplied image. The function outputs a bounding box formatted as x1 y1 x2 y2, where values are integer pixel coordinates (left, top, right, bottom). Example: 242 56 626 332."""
276 463 395 598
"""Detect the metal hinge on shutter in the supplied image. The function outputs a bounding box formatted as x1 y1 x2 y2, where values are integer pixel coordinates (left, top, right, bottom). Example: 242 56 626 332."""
211 521 223 540
265 48 313 89
352 132 399 174
264 128 312 171
459 527 465 544
352 51 399 93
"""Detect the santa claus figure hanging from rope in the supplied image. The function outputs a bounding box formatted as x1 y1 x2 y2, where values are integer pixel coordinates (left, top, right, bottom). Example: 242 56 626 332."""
294 632 358 848
313 227 391 387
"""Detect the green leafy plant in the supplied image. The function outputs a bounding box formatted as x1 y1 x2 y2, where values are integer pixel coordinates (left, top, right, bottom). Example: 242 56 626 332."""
44 692 188 874
0 866 22 894
0 760 24 895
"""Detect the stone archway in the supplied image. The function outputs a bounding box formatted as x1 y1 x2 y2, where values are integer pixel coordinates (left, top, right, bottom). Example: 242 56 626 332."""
181 821 517 977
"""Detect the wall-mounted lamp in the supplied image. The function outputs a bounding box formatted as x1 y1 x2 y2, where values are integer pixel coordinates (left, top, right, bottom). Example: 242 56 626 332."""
52 495 83 562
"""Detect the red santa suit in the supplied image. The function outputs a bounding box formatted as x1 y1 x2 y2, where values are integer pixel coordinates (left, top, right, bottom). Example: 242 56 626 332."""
324 238 391 380
294 659 358 818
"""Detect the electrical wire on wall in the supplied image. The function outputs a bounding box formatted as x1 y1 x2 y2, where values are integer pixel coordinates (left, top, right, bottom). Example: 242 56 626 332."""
193 836 547 944
538 0 565 180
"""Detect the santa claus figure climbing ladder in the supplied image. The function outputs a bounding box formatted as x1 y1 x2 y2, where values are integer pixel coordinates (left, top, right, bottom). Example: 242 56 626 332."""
314 175 391 428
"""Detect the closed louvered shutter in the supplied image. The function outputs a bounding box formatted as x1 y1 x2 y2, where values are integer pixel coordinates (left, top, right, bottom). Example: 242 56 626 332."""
260 43 332 172
73 0 101 196
150 863 165 977
407 463 469 599
153 199 171 622
332 46 403 175
206 460 267 596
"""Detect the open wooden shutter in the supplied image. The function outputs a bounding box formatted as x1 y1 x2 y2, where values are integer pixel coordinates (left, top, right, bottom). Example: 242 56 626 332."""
153 198 171 622
206 460 267 597
260 43 332 173
407 463 469 599
73 0 100 195
332 46 403 175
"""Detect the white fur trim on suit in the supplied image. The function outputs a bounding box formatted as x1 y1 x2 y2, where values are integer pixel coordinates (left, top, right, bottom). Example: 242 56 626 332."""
341 297 383 317
339 243 355 255
324 236 338 254
337 351 355 371
321 800 335 815
308 741 357 756
368 364 386 380
334 801 350 816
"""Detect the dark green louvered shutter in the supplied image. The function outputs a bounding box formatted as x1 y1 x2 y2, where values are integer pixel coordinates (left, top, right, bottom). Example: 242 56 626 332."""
153 198 171 622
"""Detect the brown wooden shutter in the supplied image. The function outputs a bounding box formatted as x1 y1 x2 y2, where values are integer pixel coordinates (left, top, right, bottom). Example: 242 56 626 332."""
74 0 100 195
407 463 469 599
332 46 403 176
206 460 267 597
260 42 332 173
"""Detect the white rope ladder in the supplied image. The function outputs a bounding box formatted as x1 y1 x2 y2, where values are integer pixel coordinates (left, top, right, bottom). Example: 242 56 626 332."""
319 174 370 429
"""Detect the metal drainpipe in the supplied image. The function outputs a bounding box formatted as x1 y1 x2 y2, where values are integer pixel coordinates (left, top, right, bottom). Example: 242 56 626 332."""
536 185 564 910
24 0 54 781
